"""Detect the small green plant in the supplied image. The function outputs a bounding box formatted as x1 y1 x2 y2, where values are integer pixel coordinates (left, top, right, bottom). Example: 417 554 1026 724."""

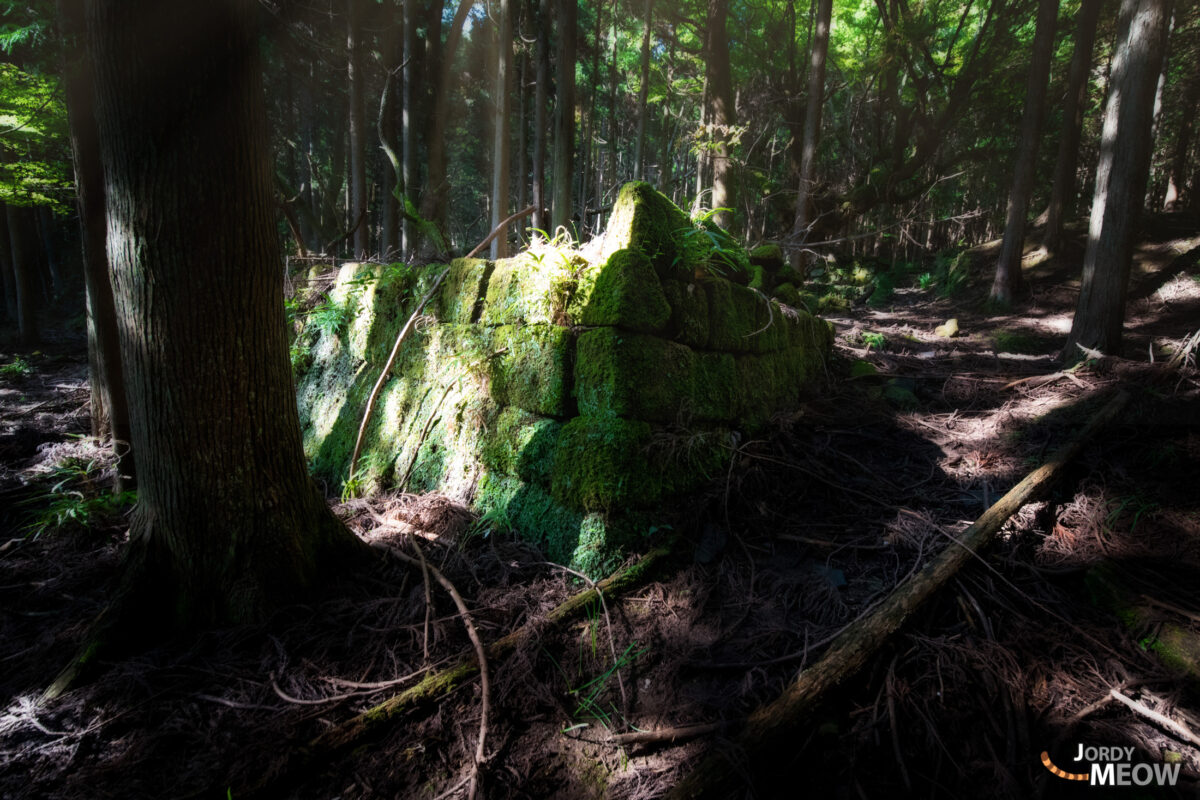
0 355 33 380
918 272 934 290
23 459 136 538
308 292 353 338
550 640 647 729
1106 495 1159 533
860 331 886 350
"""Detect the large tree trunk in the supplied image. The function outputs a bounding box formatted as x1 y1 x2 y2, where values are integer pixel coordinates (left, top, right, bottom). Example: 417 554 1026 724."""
532 0 550 234
633 0 653 181
705 0 736 231
58 0 134 489
401 0 418 255
85 0 365 628
989 0 1059 305
789 0 831 267
5 204 40 346
346 0 369 258
1066 0 1173 360
490 0 513 259
551 0 577 234
1043 0 1102 253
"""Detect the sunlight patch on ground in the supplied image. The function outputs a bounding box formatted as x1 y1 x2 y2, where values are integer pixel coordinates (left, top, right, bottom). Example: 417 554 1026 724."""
1154 273 1200 305
1042 314 1073 334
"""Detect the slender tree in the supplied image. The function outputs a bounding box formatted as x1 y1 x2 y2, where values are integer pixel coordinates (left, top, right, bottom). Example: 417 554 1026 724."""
1066 0 1174 359
402 0 419 254
633 0 653 181
552 0 577 234
57 0 133 488
81 0 367 633
491 0 514 258
1043 0 1102 253
420 0 473 245
705 0 736 230
533 0 551 234
346 0 368 257
5 204 40 345
989 0 1059 305
1163 66 1199 209
790 0 832 266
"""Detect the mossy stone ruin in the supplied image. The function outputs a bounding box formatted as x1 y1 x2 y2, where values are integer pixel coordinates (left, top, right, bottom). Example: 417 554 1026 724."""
296 181 832 575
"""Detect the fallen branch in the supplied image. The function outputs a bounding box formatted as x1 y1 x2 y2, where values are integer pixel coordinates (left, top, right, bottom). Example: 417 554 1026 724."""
465 205 536 259
1110 689 1200 749
668 390 1129 800
243 542 672 797
607 722 722 748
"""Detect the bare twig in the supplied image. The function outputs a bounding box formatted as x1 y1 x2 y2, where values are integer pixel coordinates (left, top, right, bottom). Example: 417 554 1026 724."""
1110 689 1200 749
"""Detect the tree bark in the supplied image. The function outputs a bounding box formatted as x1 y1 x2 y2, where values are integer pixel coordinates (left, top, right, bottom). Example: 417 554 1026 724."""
1044 0 1102 253
789 0 831 267
705 0 736 231
85 0 366 628
490 0 513 259
1066 0 1174 360
633 0 653 181
989 0 1059 305
5 204 40 345
552 0 577 234
58 0 134 488
346 0 369 258
379 2 402 259
0 205 15 323
401 0 419 255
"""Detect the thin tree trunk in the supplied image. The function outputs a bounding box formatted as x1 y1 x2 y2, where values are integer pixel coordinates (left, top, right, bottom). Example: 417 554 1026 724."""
347 0 369 258
490 0 513 259
1044 0 1102 252
402 0 418 255
552 0 577 234
58 0 134 488
705 0 735 231
84 0 366 630
633 0 653 181
789 0 831 267
0 206 14 322
6 205 40 345
989 0 1059 305
533 0 550 234
1163 68 1199 209
1066 0 1174 359
516 46 528 223
420 0 473 246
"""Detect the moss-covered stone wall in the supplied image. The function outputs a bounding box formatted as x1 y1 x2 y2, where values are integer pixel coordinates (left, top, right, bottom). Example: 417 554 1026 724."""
296 182 832 575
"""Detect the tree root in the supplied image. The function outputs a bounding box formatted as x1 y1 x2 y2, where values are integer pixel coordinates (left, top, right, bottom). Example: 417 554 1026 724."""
668 390 1129 800
242 541 673 798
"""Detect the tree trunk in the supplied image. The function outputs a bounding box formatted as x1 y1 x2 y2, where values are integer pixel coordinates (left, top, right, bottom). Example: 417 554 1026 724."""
5 204 40 345
1043 0 1102 253
347 0 369 258
490 0 514 259
1066 0 1173 360
379 3 402 259
989 0 1059 305
533 0 550 235
552 0 577 234
789 0 831 267
85 0 366 628
401 0 419 255
1163 68 1199 210
420 0 473 246
58 0 134 488
705 0 736 231
633 0 653 181
0 205 16 323
516 47 528 221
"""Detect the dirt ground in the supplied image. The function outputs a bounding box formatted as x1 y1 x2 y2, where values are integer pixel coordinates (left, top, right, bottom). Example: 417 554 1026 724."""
3 215 1200 799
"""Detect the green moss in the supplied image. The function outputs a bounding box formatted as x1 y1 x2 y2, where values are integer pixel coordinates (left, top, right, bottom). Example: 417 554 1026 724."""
480 252 578 326
571 248 671 332
691 352 739 420
551 416 659 510
598 181 695 278
659 279 710 348
574 328 697 422
489 324 575 417
433 258 492 324
734 349 808 424
479 406 562 484
706 280 788 354
749 243 784 270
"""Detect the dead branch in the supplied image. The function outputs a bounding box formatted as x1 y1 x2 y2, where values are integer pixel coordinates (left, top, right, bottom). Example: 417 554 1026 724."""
607 722 723 748
465 205 536 259
668 390 1129 800
1110 689 1200 749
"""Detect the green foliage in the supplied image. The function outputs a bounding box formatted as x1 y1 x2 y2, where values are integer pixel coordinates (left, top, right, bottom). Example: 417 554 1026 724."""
860 331 886 350
22 458 136 538
918 272 934 290
0 61 70 210
307 292 355 338
867 273 895 307
0 355 32 379
991 329 1045 355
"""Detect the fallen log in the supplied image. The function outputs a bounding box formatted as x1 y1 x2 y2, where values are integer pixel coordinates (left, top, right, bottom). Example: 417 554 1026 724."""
244 542 673 797
668 390 1129 800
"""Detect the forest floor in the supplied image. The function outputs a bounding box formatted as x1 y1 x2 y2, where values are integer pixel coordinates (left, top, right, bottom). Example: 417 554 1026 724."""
2 214 1200 799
